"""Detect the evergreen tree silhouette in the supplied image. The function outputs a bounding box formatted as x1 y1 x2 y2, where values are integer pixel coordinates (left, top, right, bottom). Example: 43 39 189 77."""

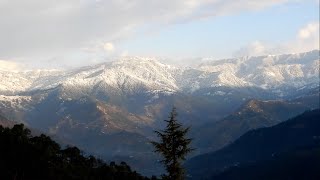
151 107 194 180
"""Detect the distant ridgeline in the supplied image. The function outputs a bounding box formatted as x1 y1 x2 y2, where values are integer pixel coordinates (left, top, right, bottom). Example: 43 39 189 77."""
186 109 320 180
0 124 157 180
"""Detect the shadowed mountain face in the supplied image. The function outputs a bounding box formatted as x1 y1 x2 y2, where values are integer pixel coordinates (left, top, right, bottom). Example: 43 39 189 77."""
191 88 319 154
1 89 317 176
211 147 320 180
186 109 320 179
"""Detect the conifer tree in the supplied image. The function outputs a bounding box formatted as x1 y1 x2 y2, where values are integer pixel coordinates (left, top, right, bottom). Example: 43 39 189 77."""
151 107 193 180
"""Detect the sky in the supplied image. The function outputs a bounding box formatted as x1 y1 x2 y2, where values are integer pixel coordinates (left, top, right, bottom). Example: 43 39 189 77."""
0 0 319 69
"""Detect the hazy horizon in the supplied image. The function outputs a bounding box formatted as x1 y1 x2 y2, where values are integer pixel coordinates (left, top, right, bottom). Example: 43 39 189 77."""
0 49 318 71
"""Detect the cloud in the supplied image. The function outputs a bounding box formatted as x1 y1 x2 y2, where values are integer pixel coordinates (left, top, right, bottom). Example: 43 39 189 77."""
0 60 25 71
298 22 319 39
120 50 129 57
233 41 270 57
103 42 115 53
286 22 319 53
233 22 319 57
0 0 294 61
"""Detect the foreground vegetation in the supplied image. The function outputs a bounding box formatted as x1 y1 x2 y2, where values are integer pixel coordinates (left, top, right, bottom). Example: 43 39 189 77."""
151 107 193 180
0 124 156 180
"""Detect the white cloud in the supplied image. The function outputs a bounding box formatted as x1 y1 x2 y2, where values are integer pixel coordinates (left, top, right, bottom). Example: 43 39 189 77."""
0 60 25 71
298 22 319 39
288 22 319 53
233 41 269 57
103 42 115 53
0 0 295 61
120 50 129 57
234 22 319 57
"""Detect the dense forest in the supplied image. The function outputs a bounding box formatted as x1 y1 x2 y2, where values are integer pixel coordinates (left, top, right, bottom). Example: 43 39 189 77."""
0 124 157 180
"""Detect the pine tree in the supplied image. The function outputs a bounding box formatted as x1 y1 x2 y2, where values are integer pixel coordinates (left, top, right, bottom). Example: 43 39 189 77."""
151 107 193 180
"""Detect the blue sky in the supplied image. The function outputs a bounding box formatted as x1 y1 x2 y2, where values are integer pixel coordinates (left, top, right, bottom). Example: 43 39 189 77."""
120 1 318 59
0 0 318 68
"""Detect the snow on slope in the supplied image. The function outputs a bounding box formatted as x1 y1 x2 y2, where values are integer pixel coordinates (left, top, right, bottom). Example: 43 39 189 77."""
0 95 32 110
0 50 319 96
0 71 31 94
195 50 319 89
0 69 62 95
57 57 179 94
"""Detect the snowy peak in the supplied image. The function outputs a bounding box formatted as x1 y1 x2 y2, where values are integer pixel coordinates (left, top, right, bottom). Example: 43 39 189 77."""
0 69 63 95
0 50 319 96
196 50 319 88
55 57 179 95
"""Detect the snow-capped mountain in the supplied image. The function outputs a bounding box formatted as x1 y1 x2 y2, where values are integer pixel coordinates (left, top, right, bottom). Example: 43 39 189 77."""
0 69 62 95
0 50 318 124
189 50 319 90
0 50 319 97
0 50 318 128
0 50 318 176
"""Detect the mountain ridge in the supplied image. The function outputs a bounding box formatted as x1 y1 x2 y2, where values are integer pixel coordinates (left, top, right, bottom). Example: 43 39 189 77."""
0 50 318 97
191 90 319 154
186 109 320 179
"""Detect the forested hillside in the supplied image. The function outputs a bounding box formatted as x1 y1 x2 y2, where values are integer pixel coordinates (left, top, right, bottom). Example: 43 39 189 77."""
0 124 156 180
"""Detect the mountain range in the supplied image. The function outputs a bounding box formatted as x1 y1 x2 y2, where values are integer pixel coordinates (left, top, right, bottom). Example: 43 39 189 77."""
1 50 318 96
0 50 319 175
